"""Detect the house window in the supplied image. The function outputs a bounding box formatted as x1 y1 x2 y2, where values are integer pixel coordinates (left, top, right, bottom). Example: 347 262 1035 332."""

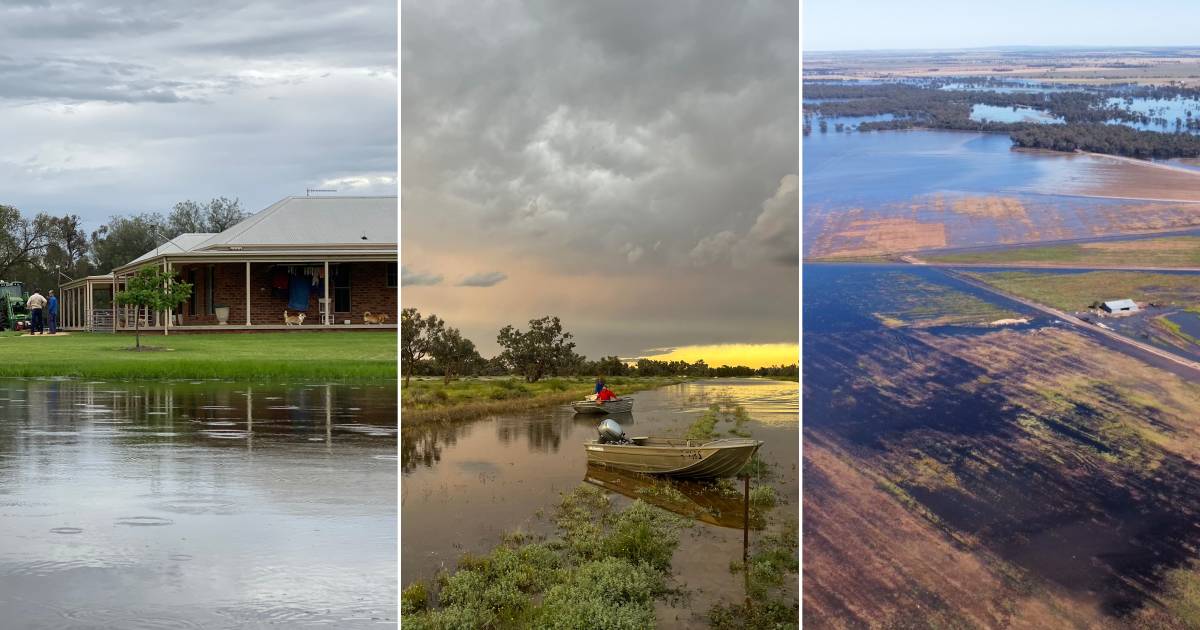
386 263 397 288
333 264 351 313
206 266 215 315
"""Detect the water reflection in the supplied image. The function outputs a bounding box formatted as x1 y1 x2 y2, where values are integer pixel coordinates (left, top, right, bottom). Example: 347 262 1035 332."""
583 464 748 529
0 378 397 628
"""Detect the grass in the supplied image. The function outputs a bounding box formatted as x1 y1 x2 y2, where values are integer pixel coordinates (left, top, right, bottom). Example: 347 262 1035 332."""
860 271 1020 328
0 331 395 381
402 485 686 629
708 517 799 629
925 236 1200 267
402 376 683 425
967 270 1200 312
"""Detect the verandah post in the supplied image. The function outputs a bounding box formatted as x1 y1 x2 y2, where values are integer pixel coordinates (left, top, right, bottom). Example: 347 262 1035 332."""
245 261 251 326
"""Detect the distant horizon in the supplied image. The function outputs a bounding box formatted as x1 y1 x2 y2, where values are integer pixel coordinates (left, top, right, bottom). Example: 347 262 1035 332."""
804 44 1200 54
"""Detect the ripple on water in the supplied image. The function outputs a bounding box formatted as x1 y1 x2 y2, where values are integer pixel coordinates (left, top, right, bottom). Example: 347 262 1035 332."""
115 516 174 527
200 430 248 439
60 607 209 630
153 496 236 515
49 527 83 535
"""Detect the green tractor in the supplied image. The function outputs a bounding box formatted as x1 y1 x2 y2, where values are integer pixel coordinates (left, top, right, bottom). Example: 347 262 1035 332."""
0 281 29 331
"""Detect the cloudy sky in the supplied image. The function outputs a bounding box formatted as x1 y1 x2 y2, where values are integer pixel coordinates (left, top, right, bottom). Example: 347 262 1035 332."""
402 1 798 363
0 0 396 230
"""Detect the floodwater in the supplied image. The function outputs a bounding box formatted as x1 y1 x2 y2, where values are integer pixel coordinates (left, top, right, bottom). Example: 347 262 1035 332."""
0 379 397 628
804 263 1200 621
970 103 1063 124
401 379 798 623
803 127 1200 257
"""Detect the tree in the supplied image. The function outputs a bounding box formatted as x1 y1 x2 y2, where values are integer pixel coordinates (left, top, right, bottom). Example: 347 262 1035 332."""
0 205 55 279
401 308 443 386
90 213 167 271
205 197 250 232
114 266 192 349
429 326 479 384
167 200 207 236
496 316 577 382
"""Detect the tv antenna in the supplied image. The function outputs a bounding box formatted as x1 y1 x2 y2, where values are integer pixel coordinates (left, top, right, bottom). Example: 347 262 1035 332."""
306 188 338 196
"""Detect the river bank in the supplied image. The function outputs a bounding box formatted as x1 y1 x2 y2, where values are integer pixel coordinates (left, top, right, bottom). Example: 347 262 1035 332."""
0 331 397 381
401 376 685 425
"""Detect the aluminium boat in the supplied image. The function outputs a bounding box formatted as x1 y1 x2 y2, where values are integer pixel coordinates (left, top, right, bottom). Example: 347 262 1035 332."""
571 397 634 414
585 435 762 479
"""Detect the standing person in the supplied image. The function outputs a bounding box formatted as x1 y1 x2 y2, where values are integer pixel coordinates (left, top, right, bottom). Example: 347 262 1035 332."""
26 289 46 335
47 290 58 335
594 376 606 396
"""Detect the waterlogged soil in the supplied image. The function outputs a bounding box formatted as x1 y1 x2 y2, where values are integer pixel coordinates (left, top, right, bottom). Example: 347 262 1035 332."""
0 379 397 628
804 129 1200 258
804 264 1200 627
401 379 798 628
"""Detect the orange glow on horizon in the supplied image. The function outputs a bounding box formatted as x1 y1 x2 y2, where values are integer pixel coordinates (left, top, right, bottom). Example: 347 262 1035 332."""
638 343 798 369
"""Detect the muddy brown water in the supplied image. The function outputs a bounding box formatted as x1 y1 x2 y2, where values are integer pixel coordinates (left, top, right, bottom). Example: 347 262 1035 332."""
401 378 798 626
0 378 397 628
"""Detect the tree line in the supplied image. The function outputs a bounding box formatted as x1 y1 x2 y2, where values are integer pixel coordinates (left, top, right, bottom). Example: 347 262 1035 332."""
0 197 251 291
804 81 1200 159
401 308 797 385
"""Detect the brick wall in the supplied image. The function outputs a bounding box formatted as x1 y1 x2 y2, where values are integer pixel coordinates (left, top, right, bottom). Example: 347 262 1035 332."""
174 261 397 326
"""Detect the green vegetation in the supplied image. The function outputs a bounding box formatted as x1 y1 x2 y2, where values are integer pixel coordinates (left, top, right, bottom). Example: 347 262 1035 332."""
1155 316 1200 347
709 518 799 629
686 403 723 440
114 265 193 350
865 272 1019 328
403 485 685 629
925 236 1200 267
0 331 395 381
401 376 682 425
967 270 1200 312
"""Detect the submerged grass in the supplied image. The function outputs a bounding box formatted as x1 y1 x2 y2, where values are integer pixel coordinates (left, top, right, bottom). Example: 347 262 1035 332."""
709 517 799 629
403 485 686 629
0 331 395 381
402 376 683 426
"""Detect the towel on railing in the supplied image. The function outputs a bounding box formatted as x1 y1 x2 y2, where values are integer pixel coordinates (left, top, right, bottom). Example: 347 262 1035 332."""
288 275 310 311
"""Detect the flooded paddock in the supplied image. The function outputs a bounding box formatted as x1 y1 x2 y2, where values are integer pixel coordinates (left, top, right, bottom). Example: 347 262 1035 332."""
0 379 397 628
804 128 1200 258
401 379 798 626
804 264 1200 627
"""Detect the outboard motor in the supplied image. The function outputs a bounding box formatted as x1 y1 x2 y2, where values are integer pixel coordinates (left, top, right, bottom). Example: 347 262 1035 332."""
597 418 627 444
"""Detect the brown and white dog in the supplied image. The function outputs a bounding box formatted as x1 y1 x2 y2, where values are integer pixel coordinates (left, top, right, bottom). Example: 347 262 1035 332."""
363 311 389 325
283 310 306 326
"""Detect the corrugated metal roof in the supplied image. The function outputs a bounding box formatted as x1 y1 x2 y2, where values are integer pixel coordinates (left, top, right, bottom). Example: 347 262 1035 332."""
126 232 217 266
195 196 397 250
1102 299 1139 311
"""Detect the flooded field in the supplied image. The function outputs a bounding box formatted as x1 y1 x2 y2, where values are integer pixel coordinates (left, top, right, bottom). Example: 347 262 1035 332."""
401 379 798 627
804 264 1200 627
0 379 397 628
804 129 1200 258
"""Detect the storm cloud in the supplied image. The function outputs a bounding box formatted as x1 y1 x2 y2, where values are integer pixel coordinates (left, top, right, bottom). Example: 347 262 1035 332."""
458 272 508 288
0 0 396 228
402 0 798 358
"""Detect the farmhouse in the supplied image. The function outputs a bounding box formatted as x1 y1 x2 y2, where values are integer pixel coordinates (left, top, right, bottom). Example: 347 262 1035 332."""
59 196 397 332
1100 299 1139 314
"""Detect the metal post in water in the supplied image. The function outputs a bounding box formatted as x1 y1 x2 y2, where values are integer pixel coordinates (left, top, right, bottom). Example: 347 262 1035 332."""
743 474 750 564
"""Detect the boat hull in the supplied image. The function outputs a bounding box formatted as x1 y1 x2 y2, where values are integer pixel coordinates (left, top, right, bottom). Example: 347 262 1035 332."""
585 437 762 479
572 398 634 414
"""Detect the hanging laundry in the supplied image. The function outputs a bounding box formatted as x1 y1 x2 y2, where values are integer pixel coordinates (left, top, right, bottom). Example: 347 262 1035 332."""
288 274 311 311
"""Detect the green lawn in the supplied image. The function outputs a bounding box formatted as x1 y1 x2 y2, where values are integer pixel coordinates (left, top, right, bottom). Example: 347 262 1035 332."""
0 331 396 381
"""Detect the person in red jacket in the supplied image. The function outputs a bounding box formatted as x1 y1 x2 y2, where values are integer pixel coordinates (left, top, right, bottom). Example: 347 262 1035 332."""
597 386 619 402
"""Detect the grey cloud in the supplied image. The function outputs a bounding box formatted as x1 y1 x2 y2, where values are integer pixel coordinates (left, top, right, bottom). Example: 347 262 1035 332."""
401 0 796 355
402 266 443 287
0 0 395 228
458 271 507 287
